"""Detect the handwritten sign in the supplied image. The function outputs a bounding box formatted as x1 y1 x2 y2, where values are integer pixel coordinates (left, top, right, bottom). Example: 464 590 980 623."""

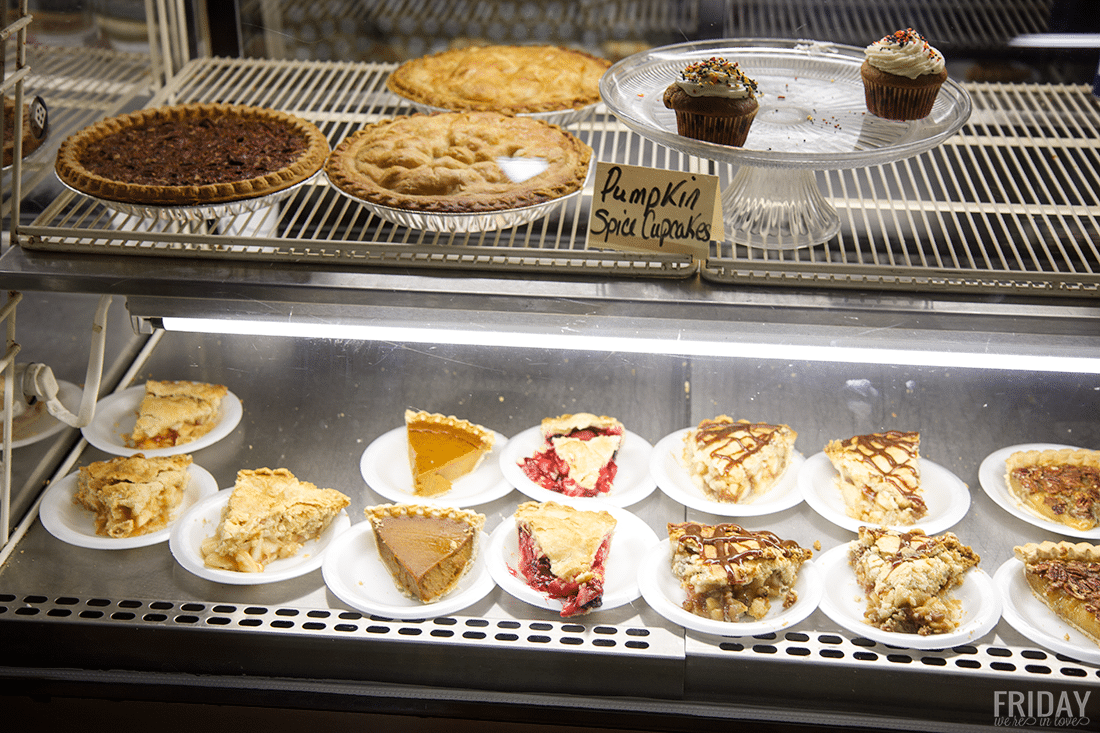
585 162 723 257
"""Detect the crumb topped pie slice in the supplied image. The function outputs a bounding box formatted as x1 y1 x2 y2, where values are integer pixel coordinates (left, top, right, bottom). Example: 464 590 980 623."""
404 410 495 497
667 522 811 622
366 503 485 603
850 526 980 635
825 430 926 526
1005 448 1100 531
1014 541 1100 646
74 453 192 538
520 413 625 498
682 417 798 503
514 500 616 617
125 380 228 450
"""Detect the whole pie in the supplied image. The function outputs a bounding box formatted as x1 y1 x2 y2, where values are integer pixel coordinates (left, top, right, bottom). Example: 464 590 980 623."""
404 410 495 497
825 430 926 526
324 112 591 213
386 44 611 115
682 417 797 503
55 102 329 205
1005 448 1100 531
1014 541 1100 646
514 500 617 617
519 413 624 498
667 521 811 622
125 380 228 450
365 503 486 603
850 526 980 635
74 453 192 538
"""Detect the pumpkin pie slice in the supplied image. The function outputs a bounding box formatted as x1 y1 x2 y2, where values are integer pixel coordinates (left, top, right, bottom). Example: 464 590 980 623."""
1005 448 1100 531
519 413 624 498
125 380 228 450
404 410 495 497
682 417 798 503
1014 541 1100 646
365 503 485 603
74 453 192 538
825 430 926 526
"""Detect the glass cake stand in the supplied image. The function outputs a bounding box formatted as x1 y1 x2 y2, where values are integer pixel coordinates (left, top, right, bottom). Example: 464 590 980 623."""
600 39 972 249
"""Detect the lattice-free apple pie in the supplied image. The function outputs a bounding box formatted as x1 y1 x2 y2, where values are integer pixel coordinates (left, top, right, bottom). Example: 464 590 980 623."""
125 380 228 450
74 453 192 538
324 111 591 213
1014 541 1100 646
201 468 350 572
1005 448 1100 531
519 413 624 498
825 430 926 526
682 417 797 503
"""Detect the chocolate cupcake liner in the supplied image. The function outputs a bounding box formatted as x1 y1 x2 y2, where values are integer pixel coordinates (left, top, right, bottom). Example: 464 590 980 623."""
863 81 943 121
674 110 756 147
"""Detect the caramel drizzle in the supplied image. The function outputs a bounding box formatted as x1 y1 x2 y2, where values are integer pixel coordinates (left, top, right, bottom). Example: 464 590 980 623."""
695 421 779 470
849 431 924 508
677 522 800 583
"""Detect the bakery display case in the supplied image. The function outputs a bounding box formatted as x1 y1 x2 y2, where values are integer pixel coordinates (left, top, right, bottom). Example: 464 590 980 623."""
2 1 1100 730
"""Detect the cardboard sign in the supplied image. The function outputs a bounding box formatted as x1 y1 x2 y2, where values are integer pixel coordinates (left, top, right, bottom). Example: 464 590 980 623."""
586 162 723 257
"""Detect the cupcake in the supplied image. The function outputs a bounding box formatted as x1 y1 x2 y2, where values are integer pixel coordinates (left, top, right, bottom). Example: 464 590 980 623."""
861 29 948 120
663 57 758 147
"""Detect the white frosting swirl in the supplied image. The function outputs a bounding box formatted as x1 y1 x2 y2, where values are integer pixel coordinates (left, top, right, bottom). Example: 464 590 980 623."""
865 29 945 79
675 57 758 99
675 79 753 99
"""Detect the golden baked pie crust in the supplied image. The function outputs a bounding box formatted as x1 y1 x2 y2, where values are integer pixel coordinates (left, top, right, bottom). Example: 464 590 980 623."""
126 379 228 450
514 500 616 585
1014 541 1100 646
325 111 591 213
387 45 611 115
75 453 192 538
825 430 926 525
1005 448 1100 531
55 102 329 206
682 417 798 503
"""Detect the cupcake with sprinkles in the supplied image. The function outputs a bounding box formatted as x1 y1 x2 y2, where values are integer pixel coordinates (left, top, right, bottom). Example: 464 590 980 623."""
663 56 759 147
861 29 948 120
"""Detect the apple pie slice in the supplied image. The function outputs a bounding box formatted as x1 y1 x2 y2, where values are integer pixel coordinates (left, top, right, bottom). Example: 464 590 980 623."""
514 501 616 617
825 430 926 526
520 413 625 498
126 380 228 450
74 453 192 538
682 417 797 502
1014 541 1100 646
668 521 811 621
1005 448 1100 531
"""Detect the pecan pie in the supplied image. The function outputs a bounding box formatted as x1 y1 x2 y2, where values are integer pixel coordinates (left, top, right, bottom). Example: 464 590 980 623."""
405 410 495 497
74 453 192 538
668 521 811 622
387 44 611 115
55 102 329 205
850 526 980 635
682 417 797 503
825 430 926 526
1005 448 1100 531
325 111 591 213
365 503 485 602
1014 541 1100 646
125 380 228 450
520 413 624 498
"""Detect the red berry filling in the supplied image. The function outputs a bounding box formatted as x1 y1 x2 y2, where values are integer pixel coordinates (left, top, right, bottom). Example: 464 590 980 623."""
519 426 621 498
517 525 612 617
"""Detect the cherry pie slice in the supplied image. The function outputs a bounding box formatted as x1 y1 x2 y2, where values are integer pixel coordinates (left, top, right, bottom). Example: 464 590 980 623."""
520 413 624 498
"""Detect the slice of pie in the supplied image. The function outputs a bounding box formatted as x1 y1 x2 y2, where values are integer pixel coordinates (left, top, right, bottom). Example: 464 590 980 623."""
55 102 329 205
200 468 350 572
386 44 611 115
365 503 486 603
667 521 811 621
324 111 592 213
1005 448 1100 531
849 526 980 635
74 453 192 538
825 430 926 526
404 410 495 497
681 417 798 503
519 413 625 498
1014 541 1100 646
125 380 229 450
514 500 616 617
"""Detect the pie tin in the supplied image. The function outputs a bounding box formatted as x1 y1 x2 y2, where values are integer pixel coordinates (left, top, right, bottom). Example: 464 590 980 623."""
403 99 600 128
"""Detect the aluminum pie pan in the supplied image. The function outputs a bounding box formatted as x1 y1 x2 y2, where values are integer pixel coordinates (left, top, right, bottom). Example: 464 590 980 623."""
402 98 600 128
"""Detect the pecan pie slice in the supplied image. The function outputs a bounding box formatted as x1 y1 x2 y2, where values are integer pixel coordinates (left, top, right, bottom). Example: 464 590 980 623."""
825 430 926 526
55 102 329 205
75 453 192 538
1005 448 1100 531
520 413 624 498
682 417 797 503
1014 541 1100 646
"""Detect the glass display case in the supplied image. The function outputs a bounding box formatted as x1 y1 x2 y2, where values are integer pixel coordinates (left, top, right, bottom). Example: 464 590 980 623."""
2 1 1099 729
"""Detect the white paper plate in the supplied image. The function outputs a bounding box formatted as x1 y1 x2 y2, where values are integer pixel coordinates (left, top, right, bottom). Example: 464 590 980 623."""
3 380 82 448
650 427 805 516
979 443 1100 540
798 451 971 534
322 522 495 619
994 556 1100 665
39 463 219 549
486 504 659 616
637 538 822 636
816 543 1001 650
81 384 243 457
169 490 351 585
499 424 656 508
359 425 513 508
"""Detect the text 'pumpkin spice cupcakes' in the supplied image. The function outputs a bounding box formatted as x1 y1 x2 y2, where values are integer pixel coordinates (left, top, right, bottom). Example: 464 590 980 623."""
662 56 759 147
861 29 948 120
